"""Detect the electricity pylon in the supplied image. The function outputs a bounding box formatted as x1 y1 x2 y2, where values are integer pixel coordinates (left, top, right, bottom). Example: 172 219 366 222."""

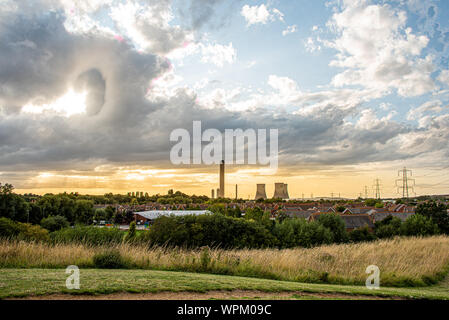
373 179 382 199
396 167 415 198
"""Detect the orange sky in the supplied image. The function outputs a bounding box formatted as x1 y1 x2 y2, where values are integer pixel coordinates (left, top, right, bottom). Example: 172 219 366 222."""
11 162 449 199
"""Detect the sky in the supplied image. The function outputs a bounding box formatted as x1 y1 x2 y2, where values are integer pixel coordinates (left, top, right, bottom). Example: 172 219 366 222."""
1 0 449 199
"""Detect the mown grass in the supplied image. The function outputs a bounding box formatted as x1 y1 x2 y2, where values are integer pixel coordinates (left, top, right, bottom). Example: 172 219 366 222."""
0 268 449 300
1 236 449 287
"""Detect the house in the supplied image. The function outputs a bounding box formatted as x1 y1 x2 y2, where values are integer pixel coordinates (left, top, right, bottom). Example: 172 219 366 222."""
369 211 415 223
284 210 314 220
342 207 376 214
308 213 374 232
386 203 416 213
340 214 374 231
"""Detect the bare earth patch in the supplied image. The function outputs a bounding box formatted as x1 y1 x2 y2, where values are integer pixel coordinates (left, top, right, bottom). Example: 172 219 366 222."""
7 290 402 300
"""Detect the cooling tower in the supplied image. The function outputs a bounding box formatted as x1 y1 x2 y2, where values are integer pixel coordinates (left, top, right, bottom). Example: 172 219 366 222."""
255 184 267 200
273 183 289 199
282 184 290 200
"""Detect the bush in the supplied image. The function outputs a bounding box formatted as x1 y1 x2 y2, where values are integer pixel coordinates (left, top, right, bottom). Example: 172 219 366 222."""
50 226 124 245
273 218 333 248
147 214 276 249
93 249 127 269
0 217 21 238
40 215 69 232
401 214 439 236
124 221 136 242
375 216 402 239
0 217 49 241
316 214 349 243
349 226 376 242
416 201 449 234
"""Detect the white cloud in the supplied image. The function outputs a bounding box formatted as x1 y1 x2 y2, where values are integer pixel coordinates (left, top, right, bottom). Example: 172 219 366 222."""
268 75 300 97
407 100 444 120
438 69 449 85
197 87 243 110
282 25 297 36
200 42 236 67
327 1 436 97
305 37 321 52
147 68 184 100
379 102 392 111
241 4 284 26
272 8 285 22
193 78 210 90
108 1 190 55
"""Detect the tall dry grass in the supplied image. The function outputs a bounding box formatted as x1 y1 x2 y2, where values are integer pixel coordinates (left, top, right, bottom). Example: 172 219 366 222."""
1 236 448 286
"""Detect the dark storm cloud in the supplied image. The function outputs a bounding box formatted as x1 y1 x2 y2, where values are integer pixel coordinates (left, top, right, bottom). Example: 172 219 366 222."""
0 0 444 179
74 69 105 116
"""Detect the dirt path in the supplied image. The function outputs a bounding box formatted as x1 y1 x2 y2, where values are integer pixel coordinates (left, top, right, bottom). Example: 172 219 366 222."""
8 290 402 300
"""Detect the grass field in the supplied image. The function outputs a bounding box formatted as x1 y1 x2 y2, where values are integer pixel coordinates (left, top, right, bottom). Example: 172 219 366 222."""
1 236 449 286
1 268 449 300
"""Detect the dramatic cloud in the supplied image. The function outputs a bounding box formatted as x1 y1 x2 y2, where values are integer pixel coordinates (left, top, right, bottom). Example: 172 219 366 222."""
108 0 190 54
1 0 449 196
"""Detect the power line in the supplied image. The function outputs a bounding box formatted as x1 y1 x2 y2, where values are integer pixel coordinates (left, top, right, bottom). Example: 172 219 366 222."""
417 177 449 188
395 167 415 198
414 165 449 178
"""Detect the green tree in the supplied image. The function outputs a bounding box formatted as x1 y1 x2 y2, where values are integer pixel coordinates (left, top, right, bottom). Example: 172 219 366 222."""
316 213 349 243
74 200 94 225
401 214 439 236
125 221 137 242
273 218 333 248
104 206 115 221
349 226 376 242
416 201 449 234
365 199 381 207
113 211 125 224
0 183 30 222
40 215 69 232
208 204 226 215
374 216 402 239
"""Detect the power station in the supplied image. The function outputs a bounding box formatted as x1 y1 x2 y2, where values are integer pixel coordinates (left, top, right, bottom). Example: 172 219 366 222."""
214 160 291 200
254 183 289 200
255 184 267 200
273 183 289 199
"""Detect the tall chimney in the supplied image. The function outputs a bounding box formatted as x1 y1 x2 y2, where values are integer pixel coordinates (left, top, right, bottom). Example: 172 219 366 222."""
219 160 225 198
211 189 215 199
